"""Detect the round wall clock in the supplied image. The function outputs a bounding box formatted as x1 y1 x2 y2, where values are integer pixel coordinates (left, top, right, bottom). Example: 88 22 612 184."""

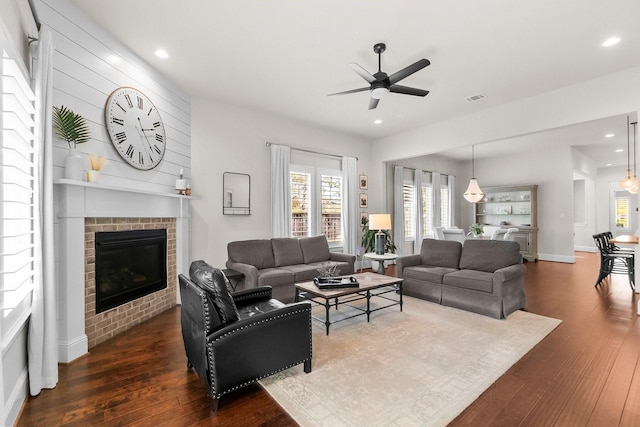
105 87 166 170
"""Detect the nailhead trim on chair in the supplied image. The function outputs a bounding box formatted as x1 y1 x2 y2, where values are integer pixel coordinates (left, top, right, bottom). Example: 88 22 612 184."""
206 307 313 399
232 288 272 302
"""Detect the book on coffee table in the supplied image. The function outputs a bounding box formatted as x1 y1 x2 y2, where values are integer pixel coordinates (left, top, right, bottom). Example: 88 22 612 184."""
313 276 359 289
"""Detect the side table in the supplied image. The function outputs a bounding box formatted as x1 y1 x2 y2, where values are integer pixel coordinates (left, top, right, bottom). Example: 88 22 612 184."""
363 253 399 274
222 268 244 291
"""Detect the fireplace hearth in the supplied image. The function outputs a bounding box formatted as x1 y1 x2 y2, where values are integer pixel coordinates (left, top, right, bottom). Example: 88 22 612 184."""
95 229 167 314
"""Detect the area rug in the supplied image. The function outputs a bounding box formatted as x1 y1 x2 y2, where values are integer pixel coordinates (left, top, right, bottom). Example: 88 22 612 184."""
260 295 561 426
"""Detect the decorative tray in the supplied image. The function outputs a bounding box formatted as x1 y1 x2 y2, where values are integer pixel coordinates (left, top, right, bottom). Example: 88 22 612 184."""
313 276 359 289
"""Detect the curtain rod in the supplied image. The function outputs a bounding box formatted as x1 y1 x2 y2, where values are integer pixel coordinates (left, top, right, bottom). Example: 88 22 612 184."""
266 142 358 161
393 164 453 178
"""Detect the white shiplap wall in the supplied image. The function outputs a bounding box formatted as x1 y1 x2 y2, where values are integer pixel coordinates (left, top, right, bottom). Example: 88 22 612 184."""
37 0 191 193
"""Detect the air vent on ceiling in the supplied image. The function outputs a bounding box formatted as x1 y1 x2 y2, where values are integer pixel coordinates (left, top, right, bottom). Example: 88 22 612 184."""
465 93 487 102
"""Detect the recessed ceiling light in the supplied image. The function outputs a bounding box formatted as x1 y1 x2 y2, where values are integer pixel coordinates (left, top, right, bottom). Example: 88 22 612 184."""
374 119 382 125
616 148 624 152
155 49 169 59
606 163 612 166
605 133 615 138
602 37 621 47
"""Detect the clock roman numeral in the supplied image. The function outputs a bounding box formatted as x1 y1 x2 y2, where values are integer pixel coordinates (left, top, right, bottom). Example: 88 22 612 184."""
124 94 133 108
147 108 153 116
115 102 127 113
153 121 161 128
115 131 127 143
112 117 124 126
139 152 144 165
137 96 143 110
155 134 164 143
153 144 162 155
125 144 134 158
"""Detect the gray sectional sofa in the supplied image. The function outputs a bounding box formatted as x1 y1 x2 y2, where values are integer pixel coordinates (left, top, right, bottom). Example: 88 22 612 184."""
226 235 355 302
396 238 526 319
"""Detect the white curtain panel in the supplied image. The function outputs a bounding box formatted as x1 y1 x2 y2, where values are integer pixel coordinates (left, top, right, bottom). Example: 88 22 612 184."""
270 144 291 237
432 171 441 228
448 175 456 227
393 165 405 255
341 156 358 255
28 26 58 395
414 169 423 254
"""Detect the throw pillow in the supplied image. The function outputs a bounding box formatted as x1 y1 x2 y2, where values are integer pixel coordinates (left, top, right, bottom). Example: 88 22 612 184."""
189 260 239 325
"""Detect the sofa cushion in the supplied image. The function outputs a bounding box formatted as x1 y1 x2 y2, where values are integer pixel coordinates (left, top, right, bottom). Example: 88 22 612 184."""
189 260 239 325
443 269 494 293
299 235 331 263
420 239 462 268
459 240 522 273
227 239 275 269
280 264 320 283
403 265 459 284
257 268 295 287
272 238 304 267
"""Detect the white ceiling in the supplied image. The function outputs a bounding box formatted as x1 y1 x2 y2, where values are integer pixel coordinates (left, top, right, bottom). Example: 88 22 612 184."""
69 0 640 165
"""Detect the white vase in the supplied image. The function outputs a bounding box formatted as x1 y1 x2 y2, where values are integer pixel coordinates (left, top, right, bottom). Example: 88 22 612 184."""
64 147 84 180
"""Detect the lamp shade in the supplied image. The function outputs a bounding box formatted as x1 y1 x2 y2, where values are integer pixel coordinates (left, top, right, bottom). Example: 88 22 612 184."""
369 214 391 230
463 178 484 203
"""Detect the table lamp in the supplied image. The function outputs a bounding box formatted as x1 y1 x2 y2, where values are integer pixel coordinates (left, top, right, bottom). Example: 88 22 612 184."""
369 214 391 255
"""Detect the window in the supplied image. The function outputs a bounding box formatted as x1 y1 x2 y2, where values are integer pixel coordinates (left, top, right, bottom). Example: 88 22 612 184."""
290 166 342 244
440 186 450 229
290 170 311 237
320 174 342 242
615 197 629 229
403 182 415 240
1 49 36 344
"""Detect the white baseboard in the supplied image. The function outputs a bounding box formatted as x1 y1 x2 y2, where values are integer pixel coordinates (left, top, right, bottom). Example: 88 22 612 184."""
1 365 28 427
538 253 576 263
58 334 88 363
575 246 597 253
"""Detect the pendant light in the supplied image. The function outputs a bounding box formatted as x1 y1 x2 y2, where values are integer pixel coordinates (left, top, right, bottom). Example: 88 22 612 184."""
629 121 638 194
619 116 635 191
464 145 484 203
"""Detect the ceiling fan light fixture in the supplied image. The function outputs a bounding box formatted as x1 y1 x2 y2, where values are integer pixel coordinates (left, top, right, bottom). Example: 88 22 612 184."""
371 87 389 99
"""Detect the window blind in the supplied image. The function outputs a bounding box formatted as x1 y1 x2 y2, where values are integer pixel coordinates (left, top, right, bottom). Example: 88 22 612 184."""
1 50 36 344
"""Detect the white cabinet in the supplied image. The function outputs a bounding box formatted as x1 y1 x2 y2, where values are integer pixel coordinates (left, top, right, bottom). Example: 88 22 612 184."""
474 184 538 261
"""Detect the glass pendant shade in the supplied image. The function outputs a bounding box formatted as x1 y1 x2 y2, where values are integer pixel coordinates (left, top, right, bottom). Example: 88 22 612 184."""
464 178 484 203
620 170 634 191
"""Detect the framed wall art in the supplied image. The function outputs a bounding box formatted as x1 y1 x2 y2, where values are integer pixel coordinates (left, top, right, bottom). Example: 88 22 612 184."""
359 193 368 208
359 174 368 190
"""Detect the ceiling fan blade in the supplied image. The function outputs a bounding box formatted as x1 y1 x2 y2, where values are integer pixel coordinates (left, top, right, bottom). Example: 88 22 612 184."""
348 62 376 84
328 87 370 96
388 58 430 85
368 97 379 110
389 84 429 97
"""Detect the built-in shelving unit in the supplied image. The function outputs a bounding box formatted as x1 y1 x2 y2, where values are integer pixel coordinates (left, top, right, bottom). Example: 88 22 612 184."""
474 184 538 261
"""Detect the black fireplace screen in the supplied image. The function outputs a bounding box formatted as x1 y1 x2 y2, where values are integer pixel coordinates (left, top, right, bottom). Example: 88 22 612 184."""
95 229 167 314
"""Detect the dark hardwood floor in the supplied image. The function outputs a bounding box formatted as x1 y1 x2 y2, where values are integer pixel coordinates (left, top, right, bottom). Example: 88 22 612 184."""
17 252 640 426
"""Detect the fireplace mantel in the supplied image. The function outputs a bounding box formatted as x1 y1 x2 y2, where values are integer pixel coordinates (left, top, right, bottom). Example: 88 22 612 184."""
54 179 192 362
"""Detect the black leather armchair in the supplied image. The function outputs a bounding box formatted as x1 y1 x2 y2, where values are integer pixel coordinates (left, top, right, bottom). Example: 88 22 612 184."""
178 261 312 410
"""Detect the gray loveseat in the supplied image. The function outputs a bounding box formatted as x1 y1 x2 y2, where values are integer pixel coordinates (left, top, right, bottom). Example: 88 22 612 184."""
226 235 355 302
396 238 526 319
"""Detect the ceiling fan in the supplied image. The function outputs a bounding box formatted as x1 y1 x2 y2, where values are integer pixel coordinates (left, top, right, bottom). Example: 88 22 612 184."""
329 42 430 110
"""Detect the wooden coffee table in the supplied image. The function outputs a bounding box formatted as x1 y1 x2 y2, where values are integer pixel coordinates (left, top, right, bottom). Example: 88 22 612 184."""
294 272 403 335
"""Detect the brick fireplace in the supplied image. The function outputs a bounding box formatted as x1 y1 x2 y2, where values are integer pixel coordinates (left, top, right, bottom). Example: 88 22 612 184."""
84 218 177 349
54 180 191 362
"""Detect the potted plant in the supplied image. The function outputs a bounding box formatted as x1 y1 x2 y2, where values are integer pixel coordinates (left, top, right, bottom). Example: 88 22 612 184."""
53 105 91 180
468 223 484 238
